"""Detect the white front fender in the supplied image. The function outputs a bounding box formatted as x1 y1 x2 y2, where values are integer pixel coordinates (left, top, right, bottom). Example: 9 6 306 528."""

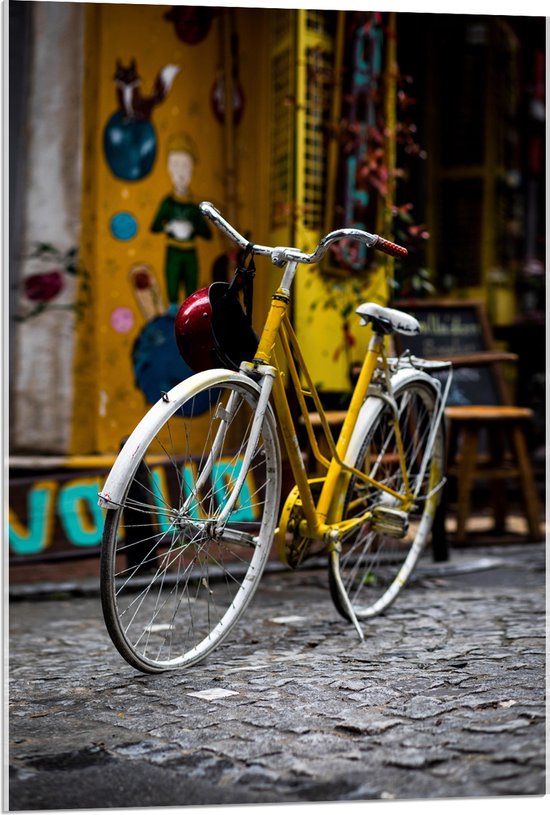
98 368 259 509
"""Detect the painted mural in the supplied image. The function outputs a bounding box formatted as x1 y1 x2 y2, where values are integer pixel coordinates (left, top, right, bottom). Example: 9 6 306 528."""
15 4 391 462
69 1 242 454
131 307 197 407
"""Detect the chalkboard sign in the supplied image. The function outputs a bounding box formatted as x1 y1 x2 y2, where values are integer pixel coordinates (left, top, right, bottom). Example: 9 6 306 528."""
431 366 500 407
392 301 506 407
393 301 489 360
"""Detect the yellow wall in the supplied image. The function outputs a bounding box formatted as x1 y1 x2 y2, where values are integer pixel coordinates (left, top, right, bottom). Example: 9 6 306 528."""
294 265 389 392
71 5 396 453
72 4 271 455
292 10 394 392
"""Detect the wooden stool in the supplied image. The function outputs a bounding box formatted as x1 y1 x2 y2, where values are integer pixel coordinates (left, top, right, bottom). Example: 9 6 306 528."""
445 405 543 543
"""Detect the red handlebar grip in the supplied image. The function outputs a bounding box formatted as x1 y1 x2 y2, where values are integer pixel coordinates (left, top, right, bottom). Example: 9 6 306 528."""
375 237 408 258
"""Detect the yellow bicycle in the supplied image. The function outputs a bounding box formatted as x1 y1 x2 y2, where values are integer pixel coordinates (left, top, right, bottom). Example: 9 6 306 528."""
99 202 451 673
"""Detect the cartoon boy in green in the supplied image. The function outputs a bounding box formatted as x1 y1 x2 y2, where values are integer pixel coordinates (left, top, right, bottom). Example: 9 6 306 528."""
150 133 211 315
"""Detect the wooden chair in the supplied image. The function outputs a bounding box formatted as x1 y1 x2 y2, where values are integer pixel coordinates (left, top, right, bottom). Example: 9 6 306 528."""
393 300 544 544
445 404 542 542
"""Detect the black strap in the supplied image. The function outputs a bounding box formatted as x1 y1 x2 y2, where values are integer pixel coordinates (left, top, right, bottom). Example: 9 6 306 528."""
227 243 255 324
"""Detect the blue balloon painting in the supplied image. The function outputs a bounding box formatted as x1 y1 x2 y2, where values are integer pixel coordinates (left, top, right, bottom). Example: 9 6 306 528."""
104 113 157 181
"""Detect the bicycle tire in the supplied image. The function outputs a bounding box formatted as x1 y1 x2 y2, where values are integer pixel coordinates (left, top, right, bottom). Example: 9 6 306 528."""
329 374 445 621
100 370 281 673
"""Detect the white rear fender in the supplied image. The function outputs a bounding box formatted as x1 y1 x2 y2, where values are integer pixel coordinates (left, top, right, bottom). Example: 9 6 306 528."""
98 368 260 510
345 367 440 467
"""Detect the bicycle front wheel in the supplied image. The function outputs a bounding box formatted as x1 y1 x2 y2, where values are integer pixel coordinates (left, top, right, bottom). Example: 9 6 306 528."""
100 372 281 673
329 376 445 621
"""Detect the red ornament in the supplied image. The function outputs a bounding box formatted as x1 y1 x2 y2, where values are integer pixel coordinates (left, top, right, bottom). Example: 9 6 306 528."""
164 7 214 45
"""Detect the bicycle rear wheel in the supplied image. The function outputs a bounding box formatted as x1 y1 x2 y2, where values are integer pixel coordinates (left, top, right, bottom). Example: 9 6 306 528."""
329 376 444 621
100 372 280 673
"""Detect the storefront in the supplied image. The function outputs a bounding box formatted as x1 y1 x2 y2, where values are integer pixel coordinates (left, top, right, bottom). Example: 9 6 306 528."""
9 3 545 570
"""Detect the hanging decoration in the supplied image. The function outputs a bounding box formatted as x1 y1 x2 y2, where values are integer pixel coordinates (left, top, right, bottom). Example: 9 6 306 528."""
211 22 245 126
209 9 245 284
164 6 215 45
324 12 385 273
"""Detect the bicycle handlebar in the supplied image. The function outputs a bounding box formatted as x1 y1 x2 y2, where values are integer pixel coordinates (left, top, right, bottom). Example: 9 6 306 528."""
199 201 408 265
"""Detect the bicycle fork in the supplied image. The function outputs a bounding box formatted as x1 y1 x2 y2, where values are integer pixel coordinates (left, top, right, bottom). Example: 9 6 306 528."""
179 368 276 544
214 365 277 530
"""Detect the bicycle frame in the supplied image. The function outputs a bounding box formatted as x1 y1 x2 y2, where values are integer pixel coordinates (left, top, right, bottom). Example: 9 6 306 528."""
239 268 415 549
193 199 447 554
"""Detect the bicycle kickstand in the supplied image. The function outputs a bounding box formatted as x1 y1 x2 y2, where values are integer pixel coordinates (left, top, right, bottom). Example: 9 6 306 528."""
329 549 365 642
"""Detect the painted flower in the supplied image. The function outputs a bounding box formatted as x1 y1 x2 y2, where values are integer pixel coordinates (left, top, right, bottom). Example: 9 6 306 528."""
24 270 64 303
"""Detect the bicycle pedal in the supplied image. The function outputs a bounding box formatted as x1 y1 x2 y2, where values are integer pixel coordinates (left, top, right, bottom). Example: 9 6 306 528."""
371 506 409 538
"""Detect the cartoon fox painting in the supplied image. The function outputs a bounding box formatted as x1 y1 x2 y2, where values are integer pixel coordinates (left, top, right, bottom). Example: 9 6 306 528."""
113 59 180 122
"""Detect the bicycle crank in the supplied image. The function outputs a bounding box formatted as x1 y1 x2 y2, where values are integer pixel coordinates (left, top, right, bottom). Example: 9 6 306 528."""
276 479 325 569
370 506 409 538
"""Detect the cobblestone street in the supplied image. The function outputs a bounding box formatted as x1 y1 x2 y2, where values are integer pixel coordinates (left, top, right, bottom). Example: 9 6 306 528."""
8 543 546 810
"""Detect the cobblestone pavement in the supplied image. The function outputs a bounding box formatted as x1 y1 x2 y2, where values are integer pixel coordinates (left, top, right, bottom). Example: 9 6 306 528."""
8 543 546 810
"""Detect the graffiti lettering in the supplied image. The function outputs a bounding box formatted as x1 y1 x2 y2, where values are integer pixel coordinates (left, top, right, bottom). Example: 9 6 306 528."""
8 480 58 556
150 458 257 530
57 478 106 547
211 459 257 523
9 457 257 559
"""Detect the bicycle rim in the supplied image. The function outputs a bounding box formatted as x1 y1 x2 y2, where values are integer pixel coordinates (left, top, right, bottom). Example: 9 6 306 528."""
330 379 444 620
101 377 280 672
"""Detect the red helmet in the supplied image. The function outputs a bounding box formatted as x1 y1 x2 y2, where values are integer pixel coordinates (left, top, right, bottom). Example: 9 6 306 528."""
175 282 259 373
